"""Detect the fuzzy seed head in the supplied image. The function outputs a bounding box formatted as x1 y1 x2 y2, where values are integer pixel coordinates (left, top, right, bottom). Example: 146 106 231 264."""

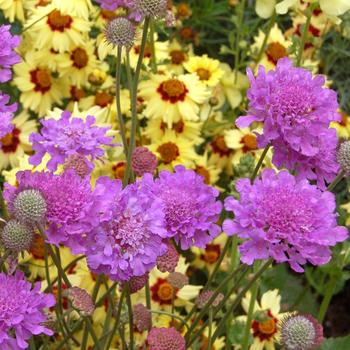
147 327 186 350
127 273 149 293
132 146 158 177
105 17 135 48
280 314 324 350
65 287 95 316
168 272 188 289
1 220 34 252
136 0 168 18
13 189 47 224
64 154 91 178
133 304 151 332
156 242 179 273
196 290 224 309
337 141 350 174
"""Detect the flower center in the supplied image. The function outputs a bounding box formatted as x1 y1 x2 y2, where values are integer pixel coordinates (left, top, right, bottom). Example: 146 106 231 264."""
94 91 113 107
71 48 88 69
170 50 186 65
47 10 73 32
266 42 288 65
252 311 278 341
196 68 211 81
241 134 257 152
134 44 152 58
112 162 126 180
157 282 174 301
157 79 188 103
29 234 46 260
211 135 231 156
70 86 86 101
177 3 191 17
101 9 117 20
340 111 348 126
202 244 221 264
157 142 179 163
1 128 20 153
30 69 52 93
195 166 210 185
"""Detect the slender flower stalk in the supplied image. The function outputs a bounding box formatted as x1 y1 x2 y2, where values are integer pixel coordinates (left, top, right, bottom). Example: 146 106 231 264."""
250 144 270 182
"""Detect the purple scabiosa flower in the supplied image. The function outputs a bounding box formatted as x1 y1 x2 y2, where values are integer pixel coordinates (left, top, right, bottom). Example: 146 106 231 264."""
95 0 135 11
152 165 222 250
223 169 348 272
0 271 55 350
29 111 114 172
236 57 340 187
0 92 16 141
0 25 21 83
4 170 95 253
85 176 168 281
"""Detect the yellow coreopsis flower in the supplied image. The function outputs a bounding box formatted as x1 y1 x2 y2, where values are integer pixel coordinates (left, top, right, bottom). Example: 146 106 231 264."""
184 55 224 87
51 0 94 19
14 51 69 116
0 0 25 22
165 39 192 74
331 111 350 139
0 111 37 170
139 73 210 127
26 4 91 53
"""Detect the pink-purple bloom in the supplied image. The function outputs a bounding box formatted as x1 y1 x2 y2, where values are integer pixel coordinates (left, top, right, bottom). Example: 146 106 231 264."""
4 170 95 252
0 271 55 350
0 25 21 83
0 92 15 141
152 165 222 250
29 111 115 172
85 176 168 281
96 0 135 11
236 57 340 188
223 169 348 272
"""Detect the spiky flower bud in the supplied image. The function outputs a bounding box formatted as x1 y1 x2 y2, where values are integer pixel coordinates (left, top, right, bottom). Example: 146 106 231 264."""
132 146 158 177
13 189 47 224
168 272 188 289
136 0 168 18
196 290 224 309
156 242 179 273
105 17 135 48
64 154 91 178
1 220 34 252
280 313 324 350
126 273 149 294
147 327 186 350
337 140 350 174
65 287 95 316
133 304 151 332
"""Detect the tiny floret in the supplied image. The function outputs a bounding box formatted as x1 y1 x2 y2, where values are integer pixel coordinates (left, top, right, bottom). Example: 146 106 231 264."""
1 220 34 253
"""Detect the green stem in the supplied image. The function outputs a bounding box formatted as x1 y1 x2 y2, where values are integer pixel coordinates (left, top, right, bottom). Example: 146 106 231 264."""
0 187 9 220
149 20 157 73
115 45 128 156
207 308 213 350
126 282 134 350
37 224 72 287
56 319 85 350
327 170 345 192
123 17 150 185
184 264 246 341
84 316 102 350
234 0 246 82
318 274 338 323
255 12 276 64
241 266 259 350
210 259 273 345
21 9 54 33
296 3 317 67
250 144 270 182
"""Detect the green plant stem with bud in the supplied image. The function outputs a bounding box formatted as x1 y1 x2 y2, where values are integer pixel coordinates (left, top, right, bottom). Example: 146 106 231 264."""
124 17 151 185
234 0 246 82
251 144 271 182
125 282 134 350
149 20 157 73
318 274 338 323
327 170 346 191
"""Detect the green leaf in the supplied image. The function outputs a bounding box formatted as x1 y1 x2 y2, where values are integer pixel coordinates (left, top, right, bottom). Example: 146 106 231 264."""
318 335 350 350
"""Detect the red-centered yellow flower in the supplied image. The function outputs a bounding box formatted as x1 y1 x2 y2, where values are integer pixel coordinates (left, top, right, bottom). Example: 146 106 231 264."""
51 0 94 20
14 51 69 116
0 111 37 170
139 73 210 127
165 39 192 75
26 4 91 53
331 110 350 139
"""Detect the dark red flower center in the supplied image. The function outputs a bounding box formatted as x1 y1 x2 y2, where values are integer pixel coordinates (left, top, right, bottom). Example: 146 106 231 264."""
1 127 20 153
30 68 52 93
47 10 73 32
71 48 89 69
157 142 179 164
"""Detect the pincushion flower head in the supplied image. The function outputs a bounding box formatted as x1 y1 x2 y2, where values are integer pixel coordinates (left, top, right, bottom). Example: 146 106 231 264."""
223 169 348 272
4 170 95 252
85 176 168 281
0 25 21 83
29 110 114 172
152 165 222 250
139 73 210 127
0 271 55 349
236 57 340 187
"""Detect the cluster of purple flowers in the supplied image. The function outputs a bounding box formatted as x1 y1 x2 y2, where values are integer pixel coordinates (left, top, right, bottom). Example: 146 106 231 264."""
0 272 55 349
29 111 115 172
236 58 340 188
223 169 348 272
0 25 21 143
